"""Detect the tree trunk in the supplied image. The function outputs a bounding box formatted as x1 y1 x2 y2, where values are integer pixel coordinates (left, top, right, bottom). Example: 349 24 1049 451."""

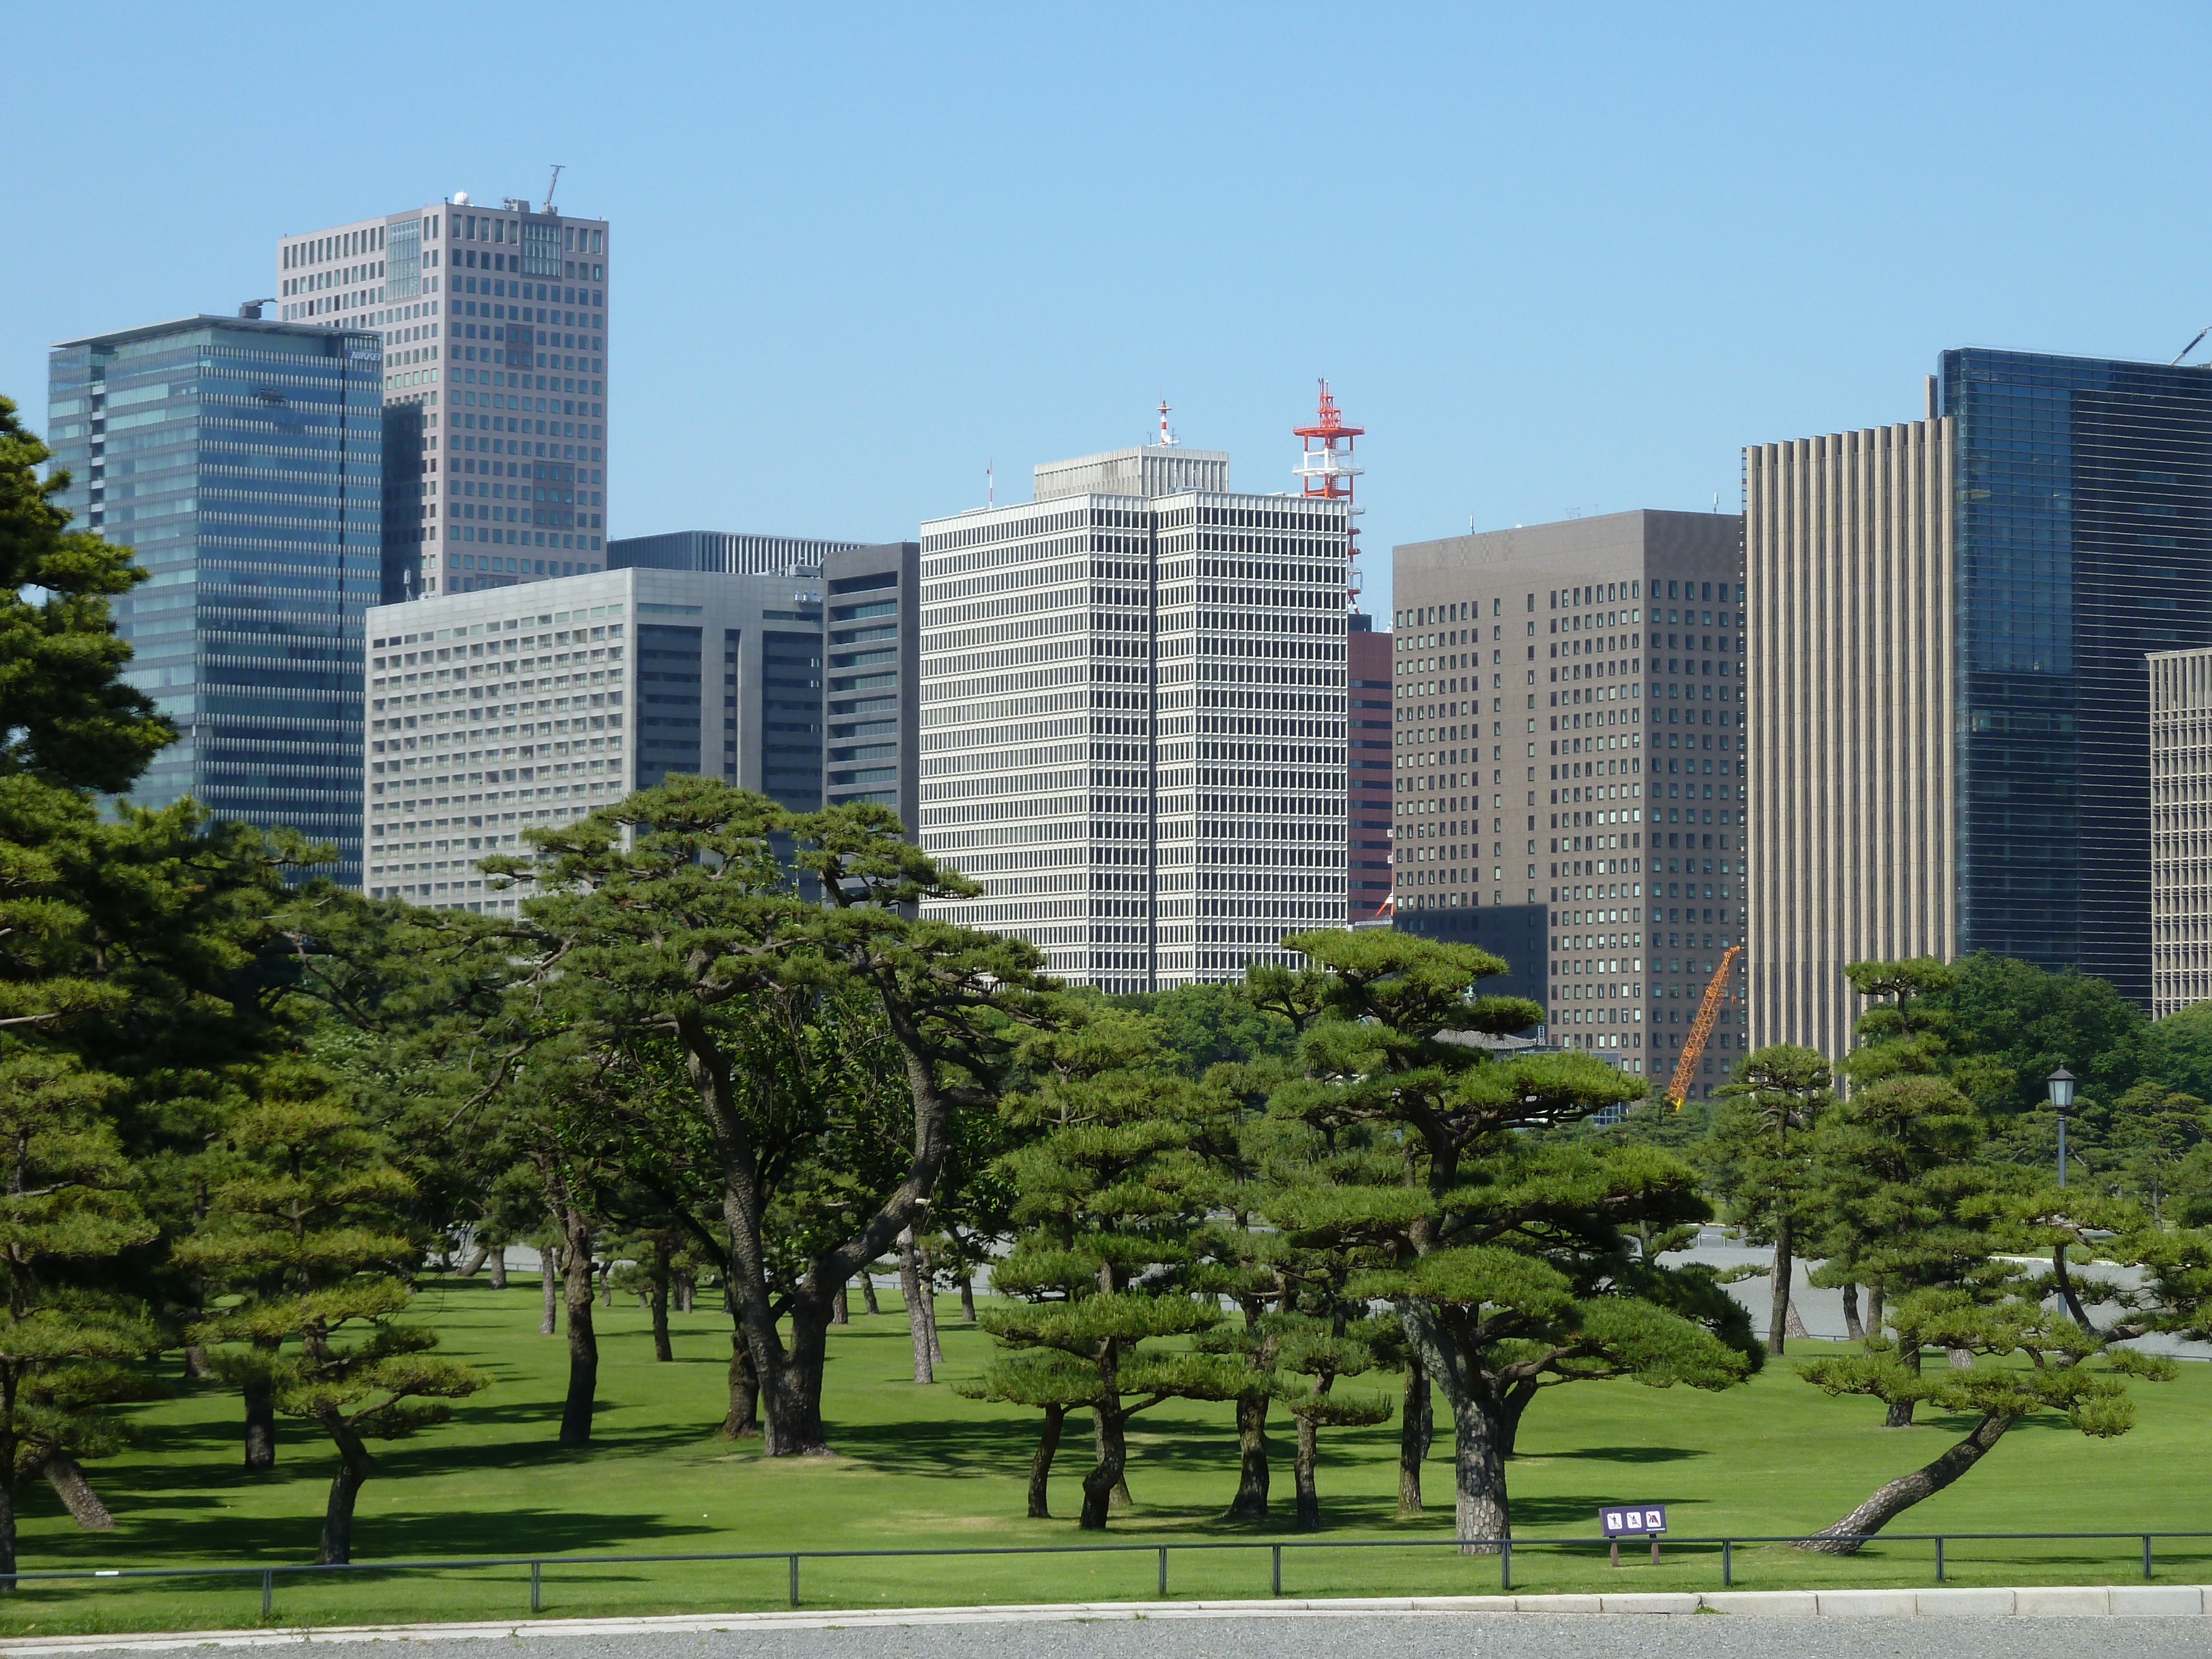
759 1295 834 1455
1397 1363 1426 1516
1027 1403 1066 1519
650 1239 673 1363
457 1244 488 1277
1786 1301 1811 1341
183 1343 214 1380
243 1361 277 1470
1080 1405 1129 1530
2053 1244 2098 1331
861 1274 881 1316
1883 1338 1921 1428
1796 1413 2016 1553
539 1247 560 1335
598 1258 613 1309
487 1246 508 1289
313 1409 378 1566
1945 1348 1975 1369
832 1282 849 1326
41 1457 113 1529
916 1240 945 1365
1841 1281 1864 1341
1865 1276 1885 1337
1447 1392 1512 1552
719 1326 760 1439
1768 1214 1793 1355
559 1214 599 1447
1292 1414 1321 1532
1496 1376 1540 1458
675 1271 693 1313
899 1229 933 1385
959 1274 977 1323
1224 1395 1271 1520
0 1482 15 1584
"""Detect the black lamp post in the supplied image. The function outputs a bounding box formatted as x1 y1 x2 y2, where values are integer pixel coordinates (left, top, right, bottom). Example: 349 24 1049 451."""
2047 1066 2077 1190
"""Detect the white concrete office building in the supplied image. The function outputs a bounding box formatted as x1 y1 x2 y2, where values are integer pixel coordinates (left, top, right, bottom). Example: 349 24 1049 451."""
2150 646 2212 1018
918 444 1350 992
362 564 824 911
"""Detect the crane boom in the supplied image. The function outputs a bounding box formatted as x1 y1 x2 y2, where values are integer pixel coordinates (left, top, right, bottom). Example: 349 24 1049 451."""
1666 944 1743 1108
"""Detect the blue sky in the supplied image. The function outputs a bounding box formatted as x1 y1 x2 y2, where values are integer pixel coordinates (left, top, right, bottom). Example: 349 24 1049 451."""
10 4 2211 619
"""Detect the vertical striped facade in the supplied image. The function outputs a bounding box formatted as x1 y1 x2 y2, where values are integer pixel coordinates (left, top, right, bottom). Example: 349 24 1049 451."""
1745 420 1957 1061
2150 647 2212 1017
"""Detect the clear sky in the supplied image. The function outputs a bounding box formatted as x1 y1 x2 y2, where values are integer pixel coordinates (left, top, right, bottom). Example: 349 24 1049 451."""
10 4 2211 620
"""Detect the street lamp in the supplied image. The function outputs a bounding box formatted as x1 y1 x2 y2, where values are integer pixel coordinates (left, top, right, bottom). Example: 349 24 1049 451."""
2047 1066 2077 1190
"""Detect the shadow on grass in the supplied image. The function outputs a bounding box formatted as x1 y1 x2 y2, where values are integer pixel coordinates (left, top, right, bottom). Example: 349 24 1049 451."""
70 1505 719 1566
1535 1444 1707 1464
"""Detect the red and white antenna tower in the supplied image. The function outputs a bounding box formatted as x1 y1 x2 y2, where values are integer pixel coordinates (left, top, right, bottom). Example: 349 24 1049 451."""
1294 380 1364 607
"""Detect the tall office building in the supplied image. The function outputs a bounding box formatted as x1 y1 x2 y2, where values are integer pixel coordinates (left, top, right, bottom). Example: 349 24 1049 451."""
1390 512 1747 1090
362 563 824 910
918 442 1350 992
1347 614 1395 920
2148 645 2212 1018
612 530 861 575
47 315 381 885
277 193 610 604
1748 352 2212 1057
823 543 921 835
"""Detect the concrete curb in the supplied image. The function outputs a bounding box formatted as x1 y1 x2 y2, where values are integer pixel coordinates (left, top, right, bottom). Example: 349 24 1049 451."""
6 1586 2208 1652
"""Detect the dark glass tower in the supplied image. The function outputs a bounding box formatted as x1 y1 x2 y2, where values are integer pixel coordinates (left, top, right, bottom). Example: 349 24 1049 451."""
47 316 382 884
1941 349 2212 1007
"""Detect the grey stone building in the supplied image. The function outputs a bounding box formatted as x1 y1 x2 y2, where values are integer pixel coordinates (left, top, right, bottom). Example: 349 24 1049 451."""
1389 511 1746 1097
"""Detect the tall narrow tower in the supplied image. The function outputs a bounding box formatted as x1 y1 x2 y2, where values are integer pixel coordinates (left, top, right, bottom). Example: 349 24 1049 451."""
1295 380 1364 605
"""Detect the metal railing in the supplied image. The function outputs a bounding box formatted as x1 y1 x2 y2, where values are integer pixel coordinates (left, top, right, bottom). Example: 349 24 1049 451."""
14 1528 2212 1623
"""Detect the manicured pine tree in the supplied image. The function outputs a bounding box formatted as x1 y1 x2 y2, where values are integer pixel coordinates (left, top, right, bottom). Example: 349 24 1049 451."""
1708 1044 1833 1352
182 1061 486 1562
967 1007 1247 1528
1250 930 1755 1548
0 1045 161 1578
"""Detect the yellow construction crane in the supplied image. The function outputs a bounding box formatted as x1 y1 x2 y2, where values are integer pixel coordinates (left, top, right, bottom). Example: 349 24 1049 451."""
1666 943 1743 1109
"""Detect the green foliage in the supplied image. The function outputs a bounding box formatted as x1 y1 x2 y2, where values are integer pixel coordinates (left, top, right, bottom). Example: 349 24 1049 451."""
1108 982 1295 1075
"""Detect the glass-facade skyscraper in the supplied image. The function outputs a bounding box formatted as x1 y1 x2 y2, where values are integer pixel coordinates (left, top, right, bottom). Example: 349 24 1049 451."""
1747 349 2212 1057
46 315 382 884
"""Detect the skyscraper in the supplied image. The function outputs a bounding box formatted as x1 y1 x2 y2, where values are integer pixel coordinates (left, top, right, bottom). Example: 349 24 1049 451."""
46 314 382 884
1347 614 1395 921
277 193 610 604
823 543 921 837
1747 352 2212 1058
2147 645 2212 1018
918 442 1351 992
1389 512 1747 1091
362 562 824 910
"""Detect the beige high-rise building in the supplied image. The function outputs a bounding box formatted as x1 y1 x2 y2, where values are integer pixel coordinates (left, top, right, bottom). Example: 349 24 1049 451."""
1744 415 1956 1062
2150 647 2212 1018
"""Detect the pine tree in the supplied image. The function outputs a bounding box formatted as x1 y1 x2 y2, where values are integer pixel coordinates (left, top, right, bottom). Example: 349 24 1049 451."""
0 1045 160 1579
1250 930 1755 1548
1708 1045 1832 1352
967 1008 1246 1528
182 1062 485 1562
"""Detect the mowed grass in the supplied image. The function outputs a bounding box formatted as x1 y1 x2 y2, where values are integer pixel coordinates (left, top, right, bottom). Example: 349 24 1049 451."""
13 1275 2212 1632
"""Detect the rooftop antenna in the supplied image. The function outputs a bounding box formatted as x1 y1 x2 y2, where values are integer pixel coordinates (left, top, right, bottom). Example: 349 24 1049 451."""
1293 378 1365 609
987 458 994 509
1157 398 1178 446
2173 325 2211 366
542 164 565 215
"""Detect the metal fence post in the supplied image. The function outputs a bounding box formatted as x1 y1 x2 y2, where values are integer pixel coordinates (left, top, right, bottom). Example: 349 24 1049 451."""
1157 1546 1168 1599
1721 1539 1731 1588
261 1569 273 1620
1934 1537 1944 1583
530 1560 541 1615
1500 1540 1512 1593
789 1554 800 1609
1271 1545 1281 1598
2145 1536 2154 1580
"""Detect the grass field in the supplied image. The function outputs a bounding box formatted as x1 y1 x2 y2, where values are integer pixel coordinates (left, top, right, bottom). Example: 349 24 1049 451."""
12 1275 2212 1633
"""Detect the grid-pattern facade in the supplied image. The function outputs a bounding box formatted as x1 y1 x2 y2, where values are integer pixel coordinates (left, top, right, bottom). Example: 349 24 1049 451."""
1390 512 1746 1094
612 531 864 576
2149 647 2212 1018
278 198 611 604
1347 618 1394 921
917 446 1349 992
362 566 823 911
46 316 382 886
1744 420 1957 1062
823 544 920 835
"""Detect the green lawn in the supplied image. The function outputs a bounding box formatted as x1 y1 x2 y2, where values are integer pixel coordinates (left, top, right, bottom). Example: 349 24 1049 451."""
13 1276 2212 1633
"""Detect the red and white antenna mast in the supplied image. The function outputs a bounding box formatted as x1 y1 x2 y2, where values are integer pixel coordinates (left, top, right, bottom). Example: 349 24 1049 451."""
1157 398 1178 447
1294 379 1364 607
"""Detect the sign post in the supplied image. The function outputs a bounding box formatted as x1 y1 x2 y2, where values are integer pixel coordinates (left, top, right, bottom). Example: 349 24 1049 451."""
1600 1503 1668 1567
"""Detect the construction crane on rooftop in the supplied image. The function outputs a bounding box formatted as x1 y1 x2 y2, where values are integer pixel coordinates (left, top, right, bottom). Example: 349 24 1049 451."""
1666 944 1743 1109
542 165 564 215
